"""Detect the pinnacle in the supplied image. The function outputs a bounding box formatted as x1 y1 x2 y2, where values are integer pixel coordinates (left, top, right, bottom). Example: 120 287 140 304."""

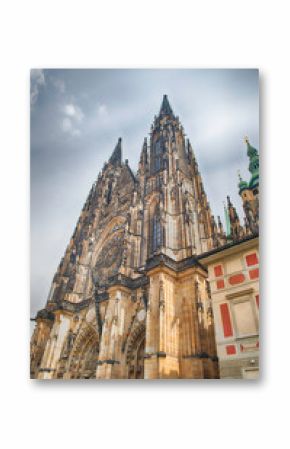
226 195 232 207
109 137 122 166
159 94 174 117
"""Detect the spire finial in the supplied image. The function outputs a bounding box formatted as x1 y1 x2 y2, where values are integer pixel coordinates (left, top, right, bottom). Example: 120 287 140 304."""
109 137 122 166
159 94 174 117
244 136 259 184
226 195 233 208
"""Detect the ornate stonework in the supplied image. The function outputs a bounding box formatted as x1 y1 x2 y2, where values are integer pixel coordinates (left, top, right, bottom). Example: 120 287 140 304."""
31 95 259 379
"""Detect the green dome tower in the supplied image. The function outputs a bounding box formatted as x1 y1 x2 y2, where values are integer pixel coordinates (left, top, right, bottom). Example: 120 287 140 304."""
245 136 259 191
237 137 259 235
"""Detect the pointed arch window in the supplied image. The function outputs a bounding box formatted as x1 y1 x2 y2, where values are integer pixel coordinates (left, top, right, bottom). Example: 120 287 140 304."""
106 180 113 204
154 140 162 173
155 156 161 172
152 209 162 252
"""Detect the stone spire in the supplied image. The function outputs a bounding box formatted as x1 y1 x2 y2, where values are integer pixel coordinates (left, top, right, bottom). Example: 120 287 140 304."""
139 137 148 165
223 201 231 237
159 94 174 118
138 94 219 259
226 195 244 241
217 215 226 244
109 137 122 166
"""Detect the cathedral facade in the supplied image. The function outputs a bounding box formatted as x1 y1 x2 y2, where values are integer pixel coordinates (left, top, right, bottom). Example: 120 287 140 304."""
30 95 259 379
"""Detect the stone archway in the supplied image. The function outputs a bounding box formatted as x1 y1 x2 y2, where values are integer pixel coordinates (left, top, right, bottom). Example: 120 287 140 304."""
66 324 99 379
126 323 146 379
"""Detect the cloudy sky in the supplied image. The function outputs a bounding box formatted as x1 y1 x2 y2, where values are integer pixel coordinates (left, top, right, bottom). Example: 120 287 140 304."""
31 69 259 319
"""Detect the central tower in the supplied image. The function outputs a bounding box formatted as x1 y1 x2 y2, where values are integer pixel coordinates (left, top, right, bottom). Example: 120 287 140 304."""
138 95 224 266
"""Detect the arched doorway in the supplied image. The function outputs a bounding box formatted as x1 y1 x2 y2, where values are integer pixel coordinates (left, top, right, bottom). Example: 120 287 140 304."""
126 324 145 379
67 325 99 379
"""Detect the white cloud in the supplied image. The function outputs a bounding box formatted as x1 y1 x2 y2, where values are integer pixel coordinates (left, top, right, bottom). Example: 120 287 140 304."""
30 69 45 105
60 102 84 137
64 103 84 122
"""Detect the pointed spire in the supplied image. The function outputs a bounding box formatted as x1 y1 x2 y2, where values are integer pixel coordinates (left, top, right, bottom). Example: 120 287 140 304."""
109 137 122 166
227 195 238 220
223 201 231 237
217 215 224 235
244 135 257 155
141 137 148 163
210 215 218 234
138 138 148 174
159 94 174 117
244 136 259 189
244 135 258 163
226 196 244 241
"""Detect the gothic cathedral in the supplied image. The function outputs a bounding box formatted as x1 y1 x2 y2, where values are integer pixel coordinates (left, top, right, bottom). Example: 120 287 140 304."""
31 95 259 379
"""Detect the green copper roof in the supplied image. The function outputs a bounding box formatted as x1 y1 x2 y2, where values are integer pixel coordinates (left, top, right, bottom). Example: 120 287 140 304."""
238 171 248 193
249 173 259 189
243 137 259 191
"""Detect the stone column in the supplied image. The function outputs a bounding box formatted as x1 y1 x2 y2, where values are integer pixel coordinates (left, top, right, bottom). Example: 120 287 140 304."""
38 310 71 379
30 317 53 378
144 266 180 379
144 271 160 379
96 285 132 379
